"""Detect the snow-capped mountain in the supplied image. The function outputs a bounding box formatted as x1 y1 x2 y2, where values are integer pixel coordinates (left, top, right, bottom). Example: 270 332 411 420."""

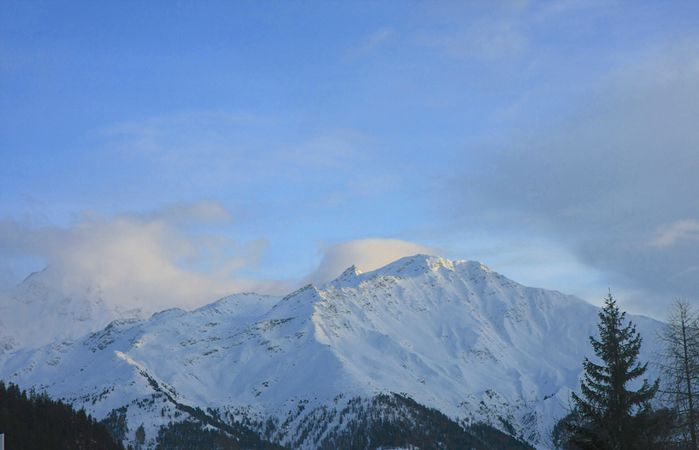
0 268 145 353
0 255 664 449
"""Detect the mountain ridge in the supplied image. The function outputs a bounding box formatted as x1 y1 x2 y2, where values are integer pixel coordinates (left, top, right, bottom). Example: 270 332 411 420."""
0 254 663 449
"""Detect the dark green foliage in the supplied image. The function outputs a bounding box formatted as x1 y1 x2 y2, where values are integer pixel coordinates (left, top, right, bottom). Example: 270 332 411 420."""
155 393 532 450
155 420 242 450
317 393 534 450
135 423 145 449
168 405 285 449
566 292 668 449
556 408 679 450
102 407 129 443
156 419 287 450
552 411 580 449
0 380 123 450
468 422 535 450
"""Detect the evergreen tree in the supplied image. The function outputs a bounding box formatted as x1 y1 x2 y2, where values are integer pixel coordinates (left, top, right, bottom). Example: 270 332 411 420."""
0 380 123 449
568 292 661 449
102 408 129 443
135 423 146 450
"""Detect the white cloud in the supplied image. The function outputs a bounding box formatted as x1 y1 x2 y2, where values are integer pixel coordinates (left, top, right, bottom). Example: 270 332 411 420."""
648 219 699 249
0 208 438 314
0 202 274 312
449 39 699 316
304 238 436 284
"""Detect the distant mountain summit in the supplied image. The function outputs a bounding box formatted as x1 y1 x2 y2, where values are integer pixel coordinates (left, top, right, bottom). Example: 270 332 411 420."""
0 268 145 353
0 255 663 449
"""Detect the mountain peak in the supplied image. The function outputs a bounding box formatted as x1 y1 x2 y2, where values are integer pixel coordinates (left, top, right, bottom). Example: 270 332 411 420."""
196 292 280 318
0 252 666 450
370 254 456 278
340 264 362 277
331 265 363 286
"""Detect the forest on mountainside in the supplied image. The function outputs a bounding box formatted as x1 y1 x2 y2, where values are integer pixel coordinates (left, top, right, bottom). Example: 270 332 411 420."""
0 381 123 450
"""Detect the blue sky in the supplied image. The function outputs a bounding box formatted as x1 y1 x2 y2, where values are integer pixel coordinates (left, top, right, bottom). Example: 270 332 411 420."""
2 1 699 316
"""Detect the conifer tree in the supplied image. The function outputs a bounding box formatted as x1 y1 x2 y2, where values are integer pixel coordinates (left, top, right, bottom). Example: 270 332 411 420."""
135 423 146 450
568 292 661 449
0 380 123 449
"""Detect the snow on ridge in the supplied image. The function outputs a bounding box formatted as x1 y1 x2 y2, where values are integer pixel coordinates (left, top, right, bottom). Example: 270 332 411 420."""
340 264 363 277
193 292 280 318
0 267 144 352
358 254 455 279
0 254 666 449
330 265 363 287
149 307 187 321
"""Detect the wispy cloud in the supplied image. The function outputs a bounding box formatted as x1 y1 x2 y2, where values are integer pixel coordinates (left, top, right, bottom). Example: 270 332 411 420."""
303 238 435 284
98 111 376 186
98 111 271 184
0 202 277 312
447 39 699 315
648 219 699 249
0 201 437 313
346 27 395 59
418 21 528 61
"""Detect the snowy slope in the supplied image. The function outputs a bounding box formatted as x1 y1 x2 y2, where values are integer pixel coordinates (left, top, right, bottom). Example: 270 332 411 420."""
0 255 664 449
0 268 145 353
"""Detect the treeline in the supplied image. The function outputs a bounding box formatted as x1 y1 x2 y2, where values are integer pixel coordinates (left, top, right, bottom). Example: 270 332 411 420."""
154 393 533 450
9 292 699 450
0 381 123 450
553 294 699 449
155 420 250 449
315 393 534 450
